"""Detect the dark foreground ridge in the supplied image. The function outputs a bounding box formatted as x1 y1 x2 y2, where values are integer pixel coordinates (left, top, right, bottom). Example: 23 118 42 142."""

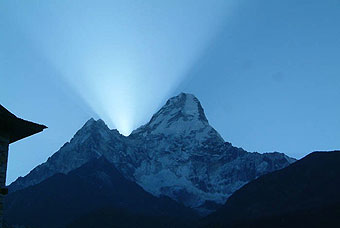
5 157 198 228
202 151 340 228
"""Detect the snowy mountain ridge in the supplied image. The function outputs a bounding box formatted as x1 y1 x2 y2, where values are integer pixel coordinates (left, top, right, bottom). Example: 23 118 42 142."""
9 93 295 211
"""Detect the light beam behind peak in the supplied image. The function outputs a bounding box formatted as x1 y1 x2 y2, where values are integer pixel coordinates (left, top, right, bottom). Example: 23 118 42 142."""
6 0 239 135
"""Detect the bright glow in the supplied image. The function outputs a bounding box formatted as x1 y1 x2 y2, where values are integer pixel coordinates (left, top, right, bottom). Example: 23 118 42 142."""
9 0 238 135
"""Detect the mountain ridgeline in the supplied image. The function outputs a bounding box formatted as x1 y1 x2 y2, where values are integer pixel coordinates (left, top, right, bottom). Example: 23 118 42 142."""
6 93 295 226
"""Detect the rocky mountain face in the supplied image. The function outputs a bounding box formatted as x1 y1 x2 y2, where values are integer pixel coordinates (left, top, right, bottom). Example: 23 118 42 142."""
9 93 295 211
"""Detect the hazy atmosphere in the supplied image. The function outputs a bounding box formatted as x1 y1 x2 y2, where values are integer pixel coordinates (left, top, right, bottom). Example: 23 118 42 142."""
1 0 340 186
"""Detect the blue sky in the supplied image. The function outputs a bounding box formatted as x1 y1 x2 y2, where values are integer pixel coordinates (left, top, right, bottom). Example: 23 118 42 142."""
1 0 340 184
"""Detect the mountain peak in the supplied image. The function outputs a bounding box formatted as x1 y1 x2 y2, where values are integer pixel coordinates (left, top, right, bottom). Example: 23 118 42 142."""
131 93 221 142
70 118 114 145
83 118 107 128
84 117 96 125
164 92 208 123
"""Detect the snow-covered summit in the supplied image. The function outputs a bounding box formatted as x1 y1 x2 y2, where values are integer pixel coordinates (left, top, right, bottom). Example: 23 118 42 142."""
158 92 208 124
131 93 224 144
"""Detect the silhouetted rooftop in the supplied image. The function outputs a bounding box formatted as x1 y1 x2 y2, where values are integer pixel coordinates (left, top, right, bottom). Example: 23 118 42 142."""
0 105 47 144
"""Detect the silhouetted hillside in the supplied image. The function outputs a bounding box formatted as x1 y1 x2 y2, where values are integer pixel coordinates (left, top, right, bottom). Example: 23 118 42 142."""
5 157 198 228
202 151 340 227
67 207 199 228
